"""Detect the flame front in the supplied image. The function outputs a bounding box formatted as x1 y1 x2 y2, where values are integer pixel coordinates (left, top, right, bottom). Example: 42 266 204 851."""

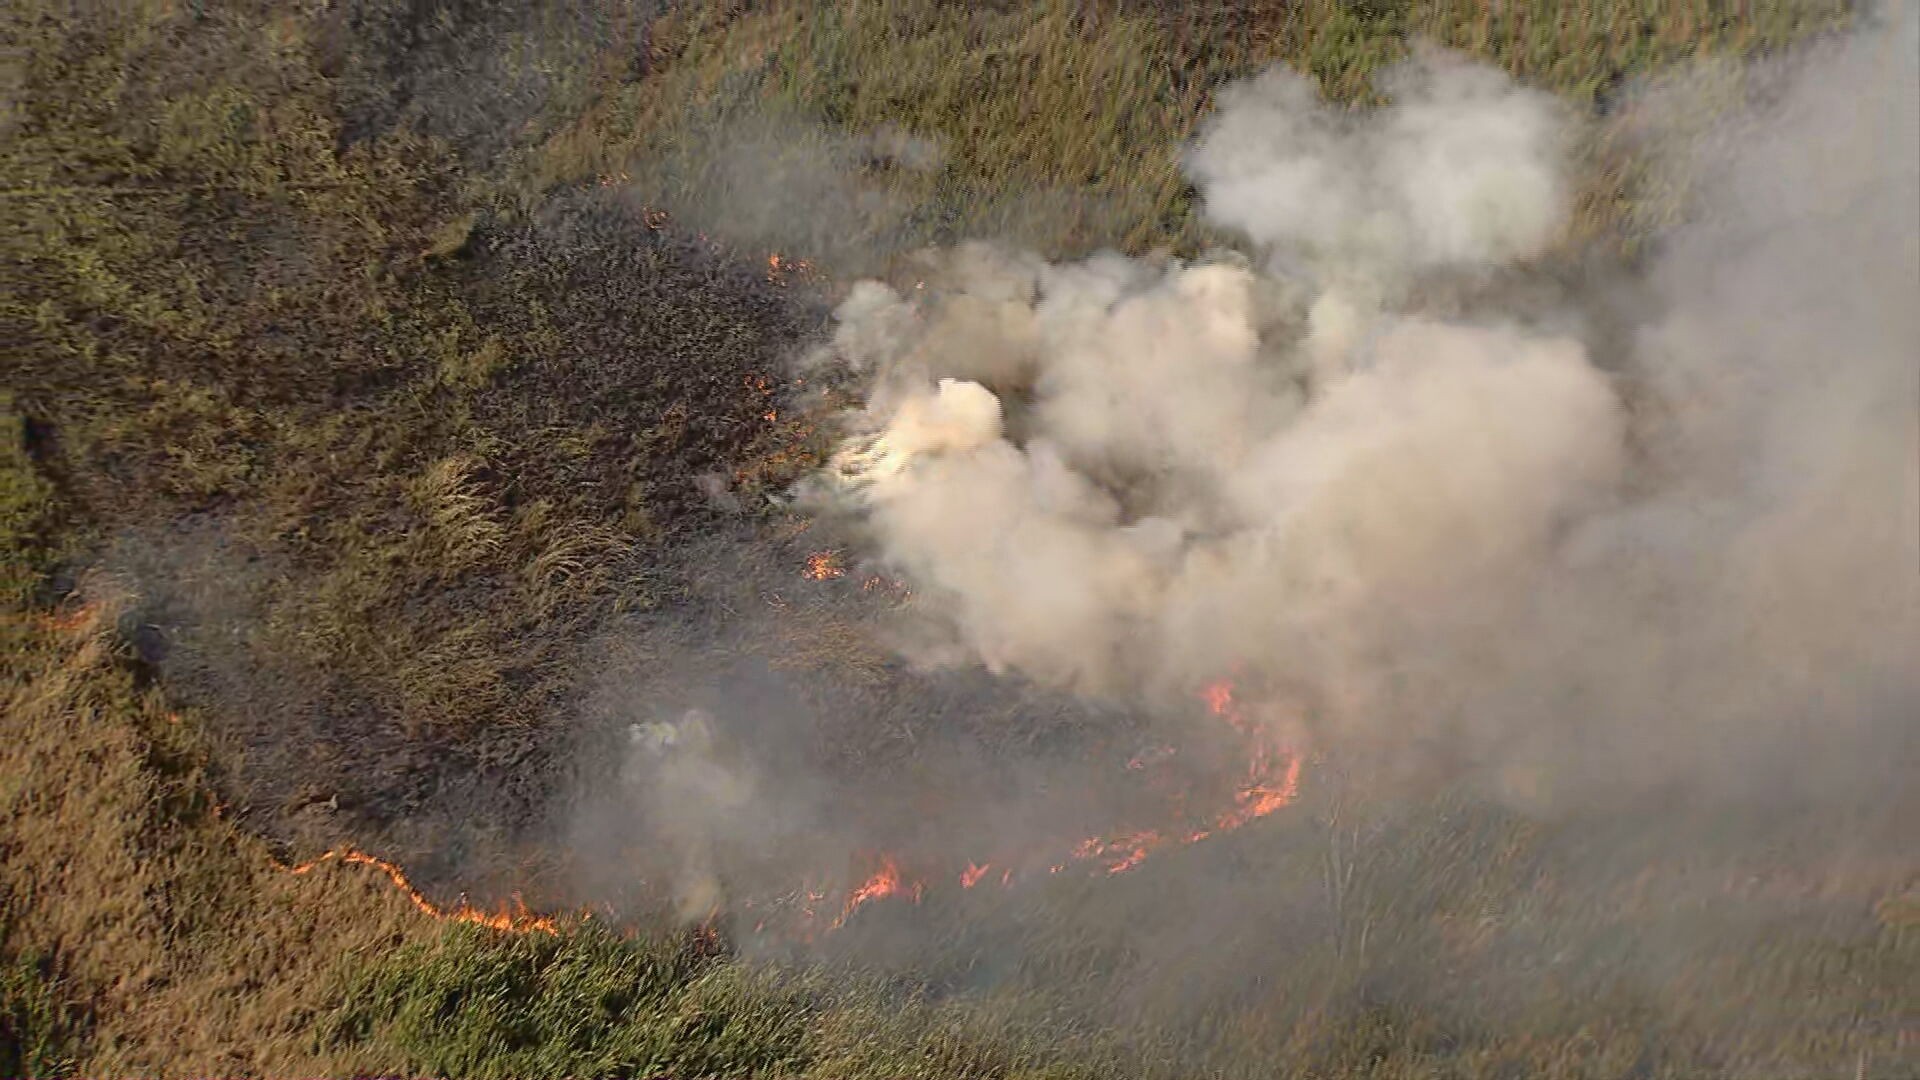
1053 677 1303 879
286 847 561 934
815 677 1305 932
282 677 1303 939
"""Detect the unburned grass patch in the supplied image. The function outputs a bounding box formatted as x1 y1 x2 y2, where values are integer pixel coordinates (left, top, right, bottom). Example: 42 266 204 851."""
0 948 82 1079
529 0 1847 263
320 923 815 1078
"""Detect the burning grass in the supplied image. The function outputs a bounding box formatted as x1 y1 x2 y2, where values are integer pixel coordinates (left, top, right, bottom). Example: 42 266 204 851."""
2 584 1912 1075
2 0 1912 1076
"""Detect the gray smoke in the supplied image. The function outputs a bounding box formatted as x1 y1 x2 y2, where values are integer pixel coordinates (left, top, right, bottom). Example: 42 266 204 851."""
807 11 1919 816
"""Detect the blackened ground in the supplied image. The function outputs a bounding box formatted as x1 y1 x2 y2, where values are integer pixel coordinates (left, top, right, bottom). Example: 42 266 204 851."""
97 187 842 898
312 0 660 167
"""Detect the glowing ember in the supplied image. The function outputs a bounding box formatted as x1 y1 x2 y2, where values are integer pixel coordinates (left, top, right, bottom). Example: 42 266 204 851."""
804 550 847 580
766 252 817 286
286 847 560 934
1042 678 1304 882
961 862 990 888
860 574 913 601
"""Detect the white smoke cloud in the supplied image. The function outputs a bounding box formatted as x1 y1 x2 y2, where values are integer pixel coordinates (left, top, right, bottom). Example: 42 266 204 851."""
808 12 1919 812
1186 47 1570 285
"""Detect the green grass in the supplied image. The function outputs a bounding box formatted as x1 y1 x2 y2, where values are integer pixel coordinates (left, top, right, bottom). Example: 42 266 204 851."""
0 948 81 1079
319 924 814 1078
0 395 57 607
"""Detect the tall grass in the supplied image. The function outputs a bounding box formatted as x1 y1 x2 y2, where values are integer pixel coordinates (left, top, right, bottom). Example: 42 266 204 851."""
530 0 1846 260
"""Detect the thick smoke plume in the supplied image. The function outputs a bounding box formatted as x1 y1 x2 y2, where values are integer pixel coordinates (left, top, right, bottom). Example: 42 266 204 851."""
809 14 1918 815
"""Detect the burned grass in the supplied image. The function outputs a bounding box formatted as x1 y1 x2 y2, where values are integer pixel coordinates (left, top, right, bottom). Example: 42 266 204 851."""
6 0 834 898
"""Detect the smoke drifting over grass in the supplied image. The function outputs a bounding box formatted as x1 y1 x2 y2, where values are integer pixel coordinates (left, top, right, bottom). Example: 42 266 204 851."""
1189 47 1571 282
551 15 1914 1071
811 10 1918 816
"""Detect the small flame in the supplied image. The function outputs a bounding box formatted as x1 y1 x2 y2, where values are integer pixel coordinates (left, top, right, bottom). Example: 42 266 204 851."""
1215 754 1303 832
804 550 846 580
1201 679 1234 716
766 252 816 286
286 847 560 934
1042 678 1303 881
833 854 922 927
1068 829 1165 875
731 679 1305 935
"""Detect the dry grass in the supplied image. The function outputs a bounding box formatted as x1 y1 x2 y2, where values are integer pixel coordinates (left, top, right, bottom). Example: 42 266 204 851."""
529 0 1846 260
0 590 431 1074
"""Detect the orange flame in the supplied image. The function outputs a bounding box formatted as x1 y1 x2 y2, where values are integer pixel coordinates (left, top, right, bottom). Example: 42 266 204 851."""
833 854 924 927
1046 678 1303 880
1215 754 1303 832
804 550 847 580
1070 830 1164 875
767 252 817 286
280 681 1304 944
1202 679 1234 716
286 847 560 934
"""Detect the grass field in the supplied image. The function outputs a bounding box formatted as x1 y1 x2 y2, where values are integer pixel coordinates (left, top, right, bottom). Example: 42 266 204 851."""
3 0 1911 1076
